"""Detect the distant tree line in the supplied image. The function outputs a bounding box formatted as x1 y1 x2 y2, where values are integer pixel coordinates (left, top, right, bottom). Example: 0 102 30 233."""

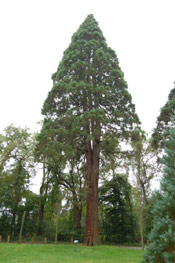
0 123 158 245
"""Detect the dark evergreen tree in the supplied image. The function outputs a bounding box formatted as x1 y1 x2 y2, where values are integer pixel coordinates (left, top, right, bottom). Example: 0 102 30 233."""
40 14 140 245
152 84 175 149
99 174 136 244
143 127 175 262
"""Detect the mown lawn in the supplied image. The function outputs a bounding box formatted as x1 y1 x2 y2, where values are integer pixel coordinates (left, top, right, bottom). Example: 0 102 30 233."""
0 243 143 263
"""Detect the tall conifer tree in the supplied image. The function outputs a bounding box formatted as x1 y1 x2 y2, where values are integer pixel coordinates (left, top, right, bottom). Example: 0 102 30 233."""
143 127 175 262
41 14 139 245
152 85 175 149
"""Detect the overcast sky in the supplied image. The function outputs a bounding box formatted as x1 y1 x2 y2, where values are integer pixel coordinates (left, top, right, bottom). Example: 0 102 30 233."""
0 0 175 135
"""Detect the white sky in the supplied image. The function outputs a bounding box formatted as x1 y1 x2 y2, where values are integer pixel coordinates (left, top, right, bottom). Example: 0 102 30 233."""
0 0 175 135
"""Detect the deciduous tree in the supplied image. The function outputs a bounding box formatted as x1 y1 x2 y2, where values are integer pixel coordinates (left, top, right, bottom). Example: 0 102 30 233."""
0 125 35 235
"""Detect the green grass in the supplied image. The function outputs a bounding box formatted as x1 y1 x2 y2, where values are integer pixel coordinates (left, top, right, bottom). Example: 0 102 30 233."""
0 243 143 263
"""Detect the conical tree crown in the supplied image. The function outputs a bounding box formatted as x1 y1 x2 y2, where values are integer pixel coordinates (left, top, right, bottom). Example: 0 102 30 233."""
41 15 139 156
51 14 108 83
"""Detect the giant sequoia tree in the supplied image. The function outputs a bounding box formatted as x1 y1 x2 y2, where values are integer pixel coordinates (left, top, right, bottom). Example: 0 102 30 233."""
41 14 139 245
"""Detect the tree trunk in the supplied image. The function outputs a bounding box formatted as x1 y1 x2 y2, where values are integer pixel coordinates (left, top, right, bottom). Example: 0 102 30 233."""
38 202 45 235
55 203 59 244
139 207 144 250
84 140 101 246
18 211 26 244
38 161 47 236
73 204 82 235
11 207 17 236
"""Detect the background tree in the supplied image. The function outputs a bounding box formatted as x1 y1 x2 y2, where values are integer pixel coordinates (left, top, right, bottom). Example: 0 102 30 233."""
39 14 140 245
38 160 51 236
0 125 36 237
143 126 175 262
99 174 136 244
35 136 86 238
131 129 158 249
152 84 175 149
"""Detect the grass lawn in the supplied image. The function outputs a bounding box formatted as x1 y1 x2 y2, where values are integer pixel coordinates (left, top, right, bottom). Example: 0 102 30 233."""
0 243 143 263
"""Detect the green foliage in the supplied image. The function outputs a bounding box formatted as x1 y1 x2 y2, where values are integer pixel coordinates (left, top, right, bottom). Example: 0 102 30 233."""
152 87 175 149
143 127 175 262
131 129 157 199
39 14 139 161
0 125 36 236
99 174 137 244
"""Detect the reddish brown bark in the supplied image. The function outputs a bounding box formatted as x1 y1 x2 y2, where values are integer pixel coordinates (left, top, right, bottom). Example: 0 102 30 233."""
84 139 101 246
